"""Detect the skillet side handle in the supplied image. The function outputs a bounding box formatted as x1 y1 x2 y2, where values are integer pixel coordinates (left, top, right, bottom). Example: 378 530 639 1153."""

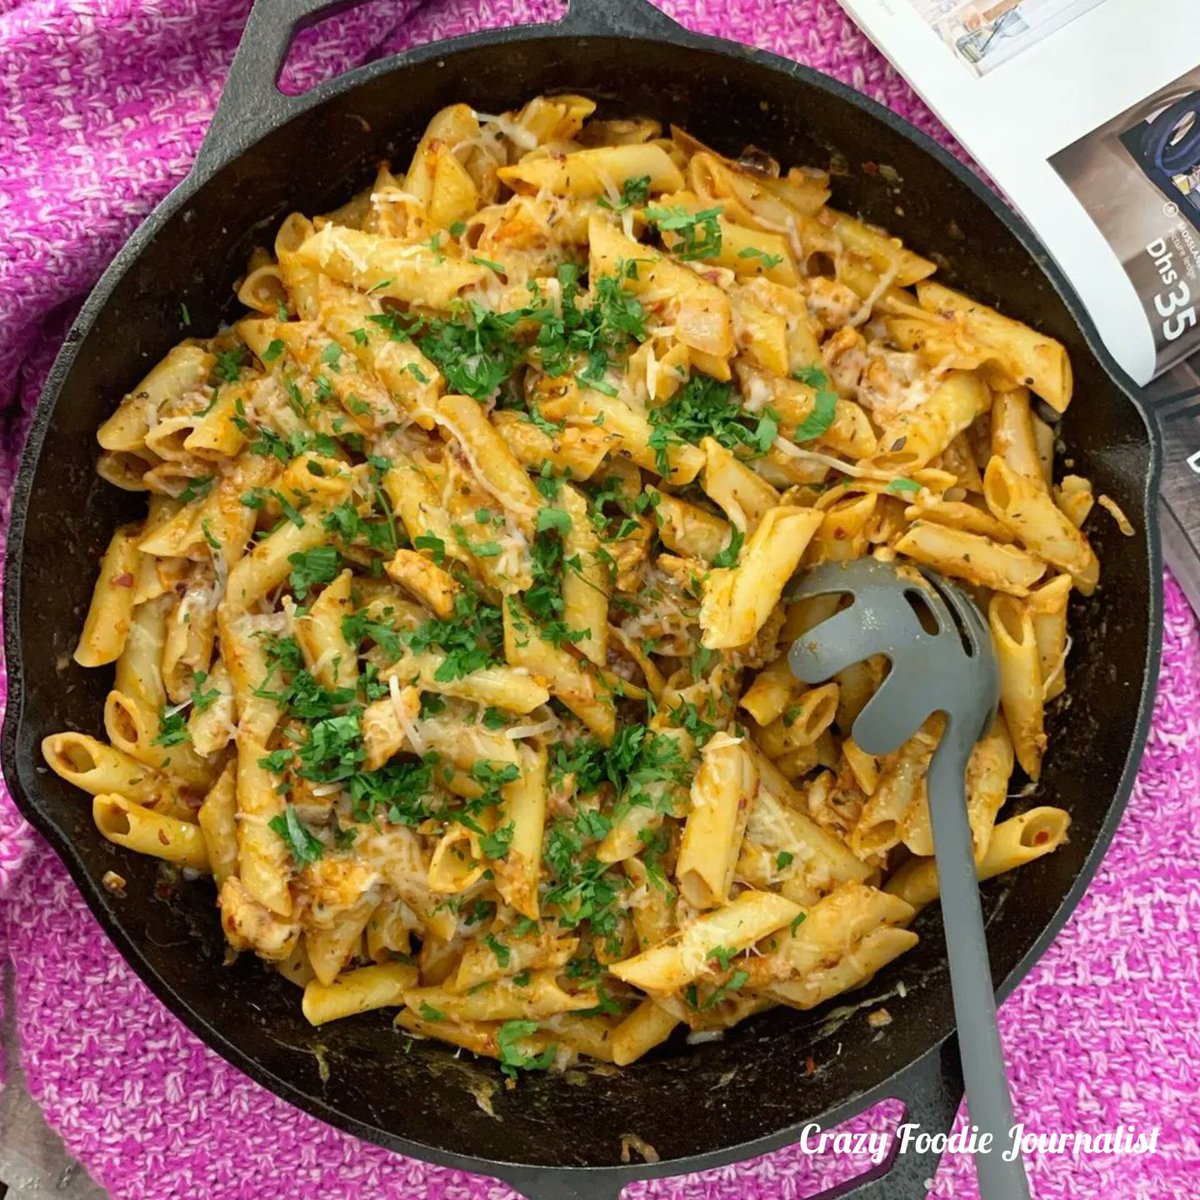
491 1168 624 1200
193 0 690 176
558 0 688 38
810 1037 965 1200
192 0 363 175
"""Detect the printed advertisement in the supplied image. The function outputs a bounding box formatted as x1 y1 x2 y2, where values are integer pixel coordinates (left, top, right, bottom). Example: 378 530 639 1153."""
901 0 1108 79
1051 68 1200 376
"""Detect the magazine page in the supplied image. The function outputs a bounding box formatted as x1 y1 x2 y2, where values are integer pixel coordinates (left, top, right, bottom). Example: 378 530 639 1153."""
837 0 1200 387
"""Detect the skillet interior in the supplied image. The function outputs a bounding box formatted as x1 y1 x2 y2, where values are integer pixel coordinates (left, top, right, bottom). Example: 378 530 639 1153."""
4 31 1158 1170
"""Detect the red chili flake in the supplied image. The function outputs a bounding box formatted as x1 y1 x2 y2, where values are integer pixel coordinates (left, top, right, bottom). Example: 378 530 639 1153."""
862 162 878 175
112 572 135 588
805 1055 816 1076
1034 831 1049 845
157 829 170 847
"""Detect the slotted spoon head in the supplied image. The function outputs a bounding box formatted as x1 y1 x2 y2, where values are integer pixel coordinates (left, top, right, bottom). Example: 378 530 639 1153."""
784 558 999 757
785 560 1031 1200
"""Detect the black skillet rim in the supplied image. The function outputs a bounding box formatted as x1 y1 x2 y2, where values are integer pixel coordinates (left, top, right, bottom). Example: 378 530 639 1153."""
0 5 1164 1193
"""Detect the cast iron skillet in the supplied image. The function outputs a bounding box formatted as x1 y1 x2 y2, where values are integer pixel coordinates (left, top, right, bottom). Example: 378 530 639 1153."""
1 0 1163 1196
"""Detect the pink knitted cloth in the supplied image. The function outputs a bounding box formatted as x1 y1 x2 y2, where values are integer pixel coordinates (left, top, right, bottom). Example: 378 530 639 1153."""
1 2 1198 1197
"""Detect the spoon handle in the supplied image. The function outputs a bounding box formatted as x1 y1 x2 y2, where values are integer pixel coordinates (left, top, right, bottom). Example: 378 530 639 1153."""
926 737 1031 1200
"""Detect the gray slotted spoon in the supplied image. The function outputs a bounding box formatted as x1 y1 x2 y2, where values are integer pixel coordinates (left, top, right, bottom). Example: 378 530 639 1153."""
785 558 1030 1200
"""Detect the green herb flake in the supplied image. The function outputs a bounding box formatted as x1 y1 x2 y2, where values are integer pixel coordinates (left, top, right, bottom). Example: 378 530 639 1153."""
178 475 215 504
190 671 220 714
287 545 340 600
597 175 652 213
737 245 785 270
268 804 324 865
214 346 246 383
536 507 572 536
496 1019 555 1077
152 707 189 747
413 532 446 565
711 527 744 570
483 931 512 967
791 365 839 442
644 203 723 261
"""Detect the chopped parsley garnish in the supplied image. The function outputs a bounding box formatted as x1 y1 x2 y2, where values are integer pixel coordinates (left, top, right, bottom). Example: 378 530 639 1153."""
261 338 286 363
178 475 214 504
534 264 646 383
523 513 589 648
702 968 749 1010
710 527 744 569
708 945 736 971
482 931 512 966
888 478 922 494
598 175 652 213
152 707 189 747
405 593 504 682
536 507 572 536
646 373 777 474
413 532 447 565
738 245 784 270
791 365 839 441
269 804 324 865
214 346 246 382
496 1020 555 1076
341 611 403 659
644 204 723 261
190 671 220 714
535 463 564 501
418 302 527 401
287 546 340 600
420 1002 447 1022
480 821 515 860
776 850 795 870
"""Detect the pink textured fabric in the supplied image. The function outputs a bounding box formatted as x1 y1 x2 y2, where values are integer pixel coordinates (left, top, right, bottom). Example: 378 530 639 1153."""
0 2 1197 1198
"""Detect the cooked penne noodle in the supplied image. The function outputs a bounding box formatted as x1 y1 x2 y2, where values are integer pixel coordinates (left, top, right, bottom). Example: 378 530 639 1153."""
895 520 1045 596
989 594 1045 780
609 891 801 994
885 807 1071 911
699 506 824 648
197 762 239 885
75 527 142 668
303 962 419 1026
612 999 681 1066
93 793 209 871
677 733 757 909
984 457 1099 594
916 280 1072 412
